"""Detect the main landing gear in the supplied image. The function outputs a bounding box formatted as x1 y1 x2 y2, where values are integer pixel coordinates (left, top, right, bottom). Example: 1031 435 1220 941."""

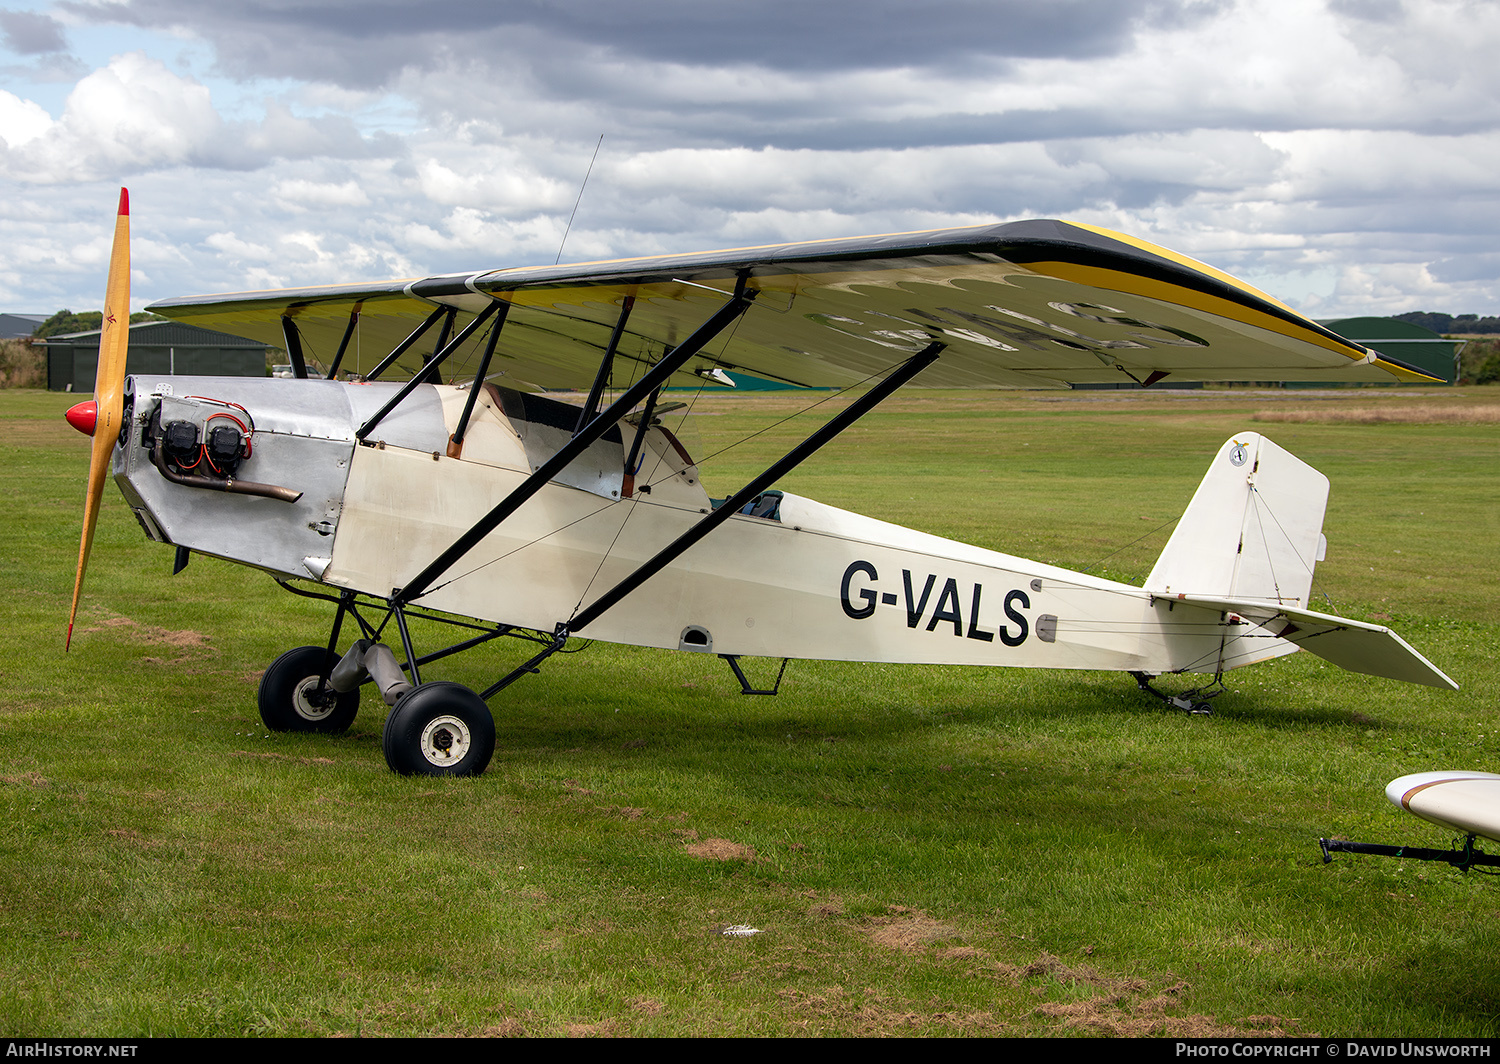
257 643 499 778
382 682 496 777
258 642 498 776
256 586 546 777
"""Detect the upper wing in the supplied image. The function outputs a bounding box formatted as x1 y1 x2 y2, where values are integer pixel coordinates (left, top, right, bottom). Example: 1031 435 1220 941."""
146 219 1441 390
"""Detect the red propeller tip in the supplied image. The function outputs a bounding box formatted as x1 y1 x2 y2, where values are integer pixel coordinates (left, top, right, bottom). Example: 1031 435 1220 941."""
117 188 129 216
65 400 98 436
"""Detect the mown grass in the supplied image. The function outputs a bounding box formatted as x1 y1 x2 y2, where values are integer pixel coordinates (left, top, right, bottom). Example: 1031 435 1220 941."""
2 385 1498 1037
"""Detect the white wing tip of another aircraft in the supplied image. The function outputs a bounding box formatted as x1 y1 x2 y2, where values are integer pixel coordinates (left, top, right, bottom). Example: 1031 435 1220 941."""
1386 771 1500 843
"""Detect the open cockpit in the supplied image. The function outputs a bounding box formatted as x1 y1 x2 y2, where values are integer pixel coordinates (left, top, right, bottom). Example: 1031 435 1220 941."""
434 383 709 511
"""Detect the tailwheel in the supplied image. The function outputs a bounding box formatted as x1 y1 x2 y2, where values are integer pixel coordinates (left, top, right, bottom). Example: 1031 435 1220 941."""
382 682 495 777
258 645 360 733
1131 671 1221 716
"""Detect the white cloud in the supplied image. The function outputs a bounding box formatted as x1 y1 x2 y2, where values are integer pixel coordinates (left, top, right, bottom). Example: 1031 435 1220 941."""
203 230 274 262
65 51 221 165
0 51 393 184
0 88 53 146
1263 130 1500 204
415 155 568 213
271 178 371 211
0 52 226 181
5 0 1500 319
1328 262 1458 314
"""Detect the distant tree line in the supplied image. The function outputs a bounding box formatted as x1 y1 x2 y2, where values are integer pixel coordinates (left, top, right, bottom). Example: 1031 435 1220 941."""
1393 311 1500 335
0 308 169 388
32 309 165 338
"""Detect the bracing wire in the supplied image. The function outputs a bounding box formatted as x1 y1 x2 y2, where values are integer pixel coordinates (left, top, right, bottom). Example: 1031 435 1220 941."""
556 135 603 266
1079 515 1180 576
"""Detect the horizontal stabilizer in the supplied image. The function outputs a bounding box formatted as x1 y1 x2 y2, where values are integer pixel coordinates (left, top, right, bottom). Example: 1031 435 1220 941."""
1164 594 1459 690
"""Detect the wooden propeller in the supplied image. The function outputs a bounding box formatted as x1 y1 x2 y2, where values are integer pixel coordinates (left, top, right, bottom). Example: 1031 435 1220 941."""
65 188 131 649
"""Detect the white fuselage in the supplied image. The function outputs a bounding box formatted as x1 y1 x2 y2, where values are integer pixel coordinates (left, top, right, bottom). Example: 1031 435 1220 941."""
115 376 1293 677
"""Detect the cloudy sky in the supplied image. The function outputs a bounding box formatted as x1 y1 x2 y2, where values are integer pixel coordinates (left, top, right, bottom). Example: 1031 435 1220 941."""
2 0 1498 319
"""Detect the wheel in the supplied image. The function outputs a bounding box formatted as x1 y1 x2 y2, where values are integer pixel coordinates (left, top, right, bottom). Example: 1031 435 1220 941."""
258 645 359 733
382 682 495 777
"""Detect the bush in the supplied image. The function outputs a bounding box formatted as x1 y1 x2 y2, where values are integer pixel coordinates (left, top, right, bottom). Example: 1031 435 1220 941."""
0 339 46 388
1460 337 1500 384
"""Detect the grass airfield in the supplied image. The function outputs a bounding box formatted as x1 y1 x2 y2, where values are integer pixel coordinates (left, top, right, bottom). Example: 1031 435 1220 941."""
2 383 1498 1037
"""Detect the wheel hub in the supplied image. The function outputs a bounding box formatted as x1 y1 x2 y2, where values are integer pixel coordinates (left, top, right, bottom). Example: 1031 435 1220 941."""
419 714 472 767
292 676 337 722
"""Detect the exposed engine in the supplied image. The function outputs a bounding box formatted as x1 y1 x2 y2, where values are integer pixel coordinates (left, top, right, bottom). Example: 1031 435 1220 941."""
149 396 253 481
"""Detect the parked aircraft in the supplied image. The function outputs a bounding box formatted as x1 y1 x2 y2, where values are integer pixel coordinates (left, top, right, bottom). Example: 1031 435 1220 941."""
66 190 1456 776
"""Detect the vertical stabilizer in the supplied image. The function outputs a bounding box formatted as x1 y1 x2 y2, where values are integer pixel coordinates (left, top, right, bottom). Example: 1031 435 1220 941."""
1146 433 1328 608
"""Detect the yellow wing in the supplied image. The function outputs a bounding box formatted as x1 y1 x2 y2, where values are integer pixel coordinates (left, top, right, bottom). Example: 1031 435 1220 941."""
147 219 1440 390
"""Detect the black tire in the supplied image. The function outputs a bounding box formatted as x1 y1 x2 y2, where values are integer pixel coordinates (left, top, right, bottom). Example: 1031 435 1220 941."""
258 645 359 733
382 682 495 777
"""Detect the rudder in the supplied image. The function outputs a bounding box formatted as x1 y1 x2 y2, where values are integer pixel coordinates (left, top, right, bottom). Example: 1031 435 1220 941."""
1146 433 1328 608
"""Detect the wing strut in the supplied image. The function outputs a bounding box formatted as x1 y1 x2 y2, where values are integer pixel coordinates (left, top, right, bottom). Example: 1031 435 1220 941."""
357 302 500 441
280 315 309 379
447 299 514 458
325 307 361 380
568 342 944 633
366 306 448 381
415 308 458 386
475 342 943 699
575 295 635 434
393 280 758 608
